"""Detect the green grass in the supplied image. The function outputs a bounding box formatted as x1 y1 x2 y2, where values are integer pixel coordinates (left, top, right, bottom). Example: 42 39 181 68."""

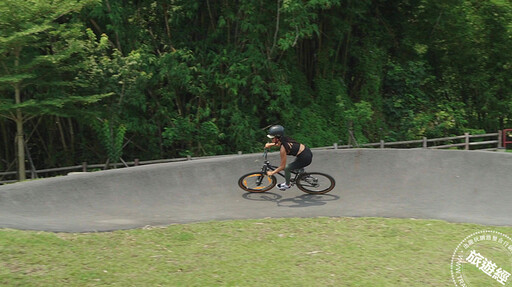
1 217 512 286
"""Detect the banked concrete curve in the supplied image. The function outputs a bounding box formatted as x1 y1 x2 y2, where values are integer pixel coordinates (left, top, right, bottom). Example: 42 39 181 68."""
1 149 512 232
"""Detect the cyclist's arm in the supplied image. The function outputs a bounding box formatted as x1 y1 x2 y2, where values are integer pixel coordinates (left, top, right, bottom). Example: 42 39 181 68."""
268 146 287 176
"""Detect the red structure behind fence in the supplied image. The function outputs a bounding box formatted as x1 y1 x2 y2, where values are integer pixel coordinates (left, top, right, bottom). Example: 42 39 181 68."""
503 129 512 149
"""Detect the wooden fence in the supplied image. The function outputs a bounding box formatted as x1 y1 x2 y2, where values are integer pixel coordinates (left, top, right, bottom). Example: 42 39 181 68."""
323 131 503 151
0 131 505 185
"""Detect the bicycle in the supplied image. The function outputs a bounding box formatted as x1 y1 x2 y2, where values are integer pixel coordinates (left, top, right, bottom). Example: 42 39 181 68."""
238 149 336 194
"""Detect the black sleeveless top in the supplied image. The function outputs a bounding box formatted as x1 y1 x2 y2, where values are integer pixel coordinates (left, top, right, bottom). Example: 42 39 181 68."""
284 141 301 156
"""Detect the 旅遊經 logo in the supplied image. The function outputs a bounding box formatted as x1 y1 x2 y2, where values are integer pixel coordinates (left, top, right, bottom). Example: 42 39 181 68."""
451 230 512 286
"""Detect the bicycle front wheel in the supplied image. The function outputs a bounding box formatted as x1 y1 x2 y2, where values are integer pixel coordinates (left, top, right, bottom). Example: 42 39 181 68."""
238 172 277 193
296 172 335 194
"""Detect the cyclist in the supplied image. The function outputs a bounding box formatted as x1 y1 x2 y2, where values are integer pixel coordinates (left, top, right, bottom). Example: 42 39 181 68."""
264 125 313 190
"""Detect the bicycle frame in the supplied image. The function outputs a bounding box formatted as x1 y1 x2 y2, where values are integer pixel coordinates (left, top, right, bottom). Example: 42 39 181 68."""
260 149 303 185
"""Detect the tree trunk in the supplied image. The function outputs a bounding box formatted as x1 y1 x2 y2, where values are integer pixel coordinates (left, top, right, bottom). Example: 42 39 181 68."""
0 119 9 169
68 117 75 164
13 47 26 181
56 116 68 152
14 83 26 181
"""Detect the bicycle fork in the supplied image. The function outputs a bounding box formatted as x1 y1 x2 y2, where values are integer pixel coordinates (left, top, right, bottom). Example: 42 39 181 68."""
257 165 269 186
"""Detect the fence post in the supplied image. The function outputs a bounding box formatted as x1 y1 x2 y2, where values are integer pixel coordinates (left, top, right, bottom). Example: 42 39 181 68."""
333 143 338 149
465 133 470 150
82 162 87 172
238 151 242 155
498 130 503 149
380 140 384 149
423 137 427 148
134 158 139 166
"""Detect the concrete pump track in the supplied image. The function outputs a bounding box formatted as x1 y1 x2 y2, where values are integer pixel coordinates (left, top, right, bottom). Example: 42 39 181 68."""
1 149 512 232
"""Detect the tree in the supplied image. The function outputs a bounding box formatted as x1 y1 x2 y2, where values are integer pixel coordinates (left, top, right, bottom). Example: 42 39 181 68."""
0 0 107 180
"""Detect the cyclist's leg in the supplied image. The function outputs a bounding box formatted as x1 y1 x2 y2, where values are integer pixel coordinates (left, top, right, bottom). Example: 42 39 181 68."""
284 160 302 185
284 149 313 185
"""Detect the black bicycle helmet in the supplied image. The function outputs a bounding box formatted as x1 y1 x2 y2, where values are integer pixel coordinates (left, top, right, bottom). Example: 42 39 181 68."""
267 125 285 138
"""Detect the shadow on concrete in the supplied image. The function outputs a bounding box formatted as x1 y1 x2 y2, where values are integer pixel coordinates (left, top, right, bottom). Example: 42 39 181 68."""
243 192 340 208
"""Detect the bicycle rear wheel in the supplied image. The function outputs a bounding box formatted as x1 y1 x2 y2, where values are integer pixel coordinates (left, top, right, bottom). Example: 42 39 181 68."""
296 172 335 194
238 172 277 193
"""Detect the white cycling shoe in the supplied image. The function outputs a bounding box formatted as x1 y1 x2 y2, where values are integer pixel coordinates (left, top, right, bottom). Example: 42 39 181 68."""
277 183 291 190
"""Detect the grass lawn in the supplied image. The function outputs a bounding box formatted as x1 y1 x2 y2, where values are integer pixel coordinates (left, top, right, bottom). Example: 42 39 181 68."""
1 217 511 286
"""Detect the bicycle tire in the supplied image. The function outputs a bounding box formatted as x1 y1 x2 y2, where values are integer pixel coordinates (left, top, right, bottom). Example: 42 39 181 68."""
296 172 335 194
238 172 277 193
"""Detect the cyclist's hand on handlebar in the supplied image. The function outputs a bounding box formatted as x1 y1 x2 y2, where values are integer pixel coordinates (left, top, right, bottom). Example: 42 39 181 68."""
266 171 273 176
265 143 276 149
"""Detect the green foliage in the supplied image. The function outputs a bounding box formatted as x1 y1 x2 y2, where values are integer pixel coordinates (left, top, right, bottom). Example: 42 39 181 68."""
162 113 224 157
93 120 126 164
0 94 113 117
406 102 468 139
3 0 512 172
342 101 374 144
382 60 434 139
